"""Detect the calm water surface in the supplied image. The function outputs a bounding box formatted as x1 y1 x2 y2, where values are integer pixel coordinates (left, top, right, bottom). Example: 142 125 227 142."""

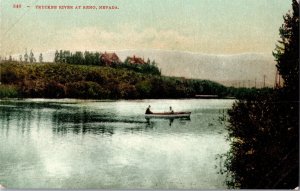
0 99 234 189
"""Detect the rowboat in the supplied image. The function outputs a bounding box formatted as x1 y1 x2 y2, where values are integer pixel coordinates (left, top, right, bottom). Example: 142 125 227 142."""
145 112 191 118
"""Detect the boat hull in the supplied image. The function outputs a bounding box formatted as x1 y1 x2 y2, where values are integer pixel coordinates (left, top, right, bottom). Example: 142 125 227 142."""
145 112 191 118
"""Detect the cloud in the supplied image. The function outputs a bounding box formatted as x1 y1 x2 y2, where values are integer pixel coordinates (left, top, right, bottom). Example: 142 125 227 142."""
2 24 275 56
55 26 196 52
51 24 274 55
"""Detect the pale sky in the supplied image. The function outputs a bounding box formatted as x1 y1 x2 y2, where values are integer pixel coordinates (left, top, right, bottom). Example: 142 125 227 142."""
0 0 292 56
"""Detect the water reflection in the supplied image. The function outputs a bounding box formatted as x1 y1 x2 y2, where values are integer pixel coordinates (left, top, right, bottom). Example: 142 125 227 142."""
146 117 191 127
0 101 136 136
51 109 146 136
0 100 196 137
0 99 233 189
0 101 194 137
50 107 192 136
0 106 33 136
52 123 116 136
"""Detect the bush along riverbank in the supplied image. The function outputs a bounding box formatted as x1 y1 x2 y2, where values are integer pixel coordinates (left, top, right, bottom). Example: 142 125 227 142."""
0 61 267 99
0 84 18 98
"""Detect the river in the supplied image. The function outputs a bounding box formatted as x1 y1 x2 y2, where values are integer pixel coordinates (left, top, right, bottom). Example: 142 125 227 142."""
0 99 234 189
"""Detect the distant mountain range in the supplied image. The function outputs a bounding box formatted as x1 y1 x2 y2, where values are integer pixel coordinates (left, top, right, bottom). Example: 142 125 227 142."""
12 49 277 87
116 50 276 88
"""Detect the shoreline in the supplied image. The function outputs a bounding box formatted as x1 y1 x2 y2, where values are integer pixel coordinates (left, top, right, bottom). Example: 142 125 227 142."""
0 97 237 101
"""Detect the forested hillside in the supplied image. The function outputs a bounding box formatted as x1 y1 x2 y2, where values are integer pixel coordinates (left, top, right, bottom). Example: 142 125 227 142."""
0 61 234 99
0 50 269 99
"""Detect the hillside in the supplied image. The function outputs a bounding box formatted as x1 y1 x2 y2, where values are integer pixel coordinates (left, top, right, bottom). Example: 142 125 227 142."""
28 49 276 87
0 61 233 99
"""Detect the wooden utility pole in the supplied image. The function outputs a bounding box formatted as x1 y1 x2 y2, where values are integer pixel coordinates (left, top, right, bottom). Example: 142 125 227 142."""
263 75 266 88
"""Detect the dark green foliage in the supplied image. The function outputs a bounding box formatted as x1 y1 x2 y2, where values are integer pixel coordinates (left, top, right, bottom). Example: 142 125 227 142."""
120 57 161 75
0 84 18 98
44 81 65 98
224 1 299 188
24 50 29 63
118 83 139 99
65 81 110 99
39 53 43 63
20 79 47 97
29 50 36 63
135 80 152 98
225 90 298 189
0 62 28 84
54 50 59 63
226 87 273 100
54 50 103 66
53 50 161 75
273 0 299 99
0 61 246 99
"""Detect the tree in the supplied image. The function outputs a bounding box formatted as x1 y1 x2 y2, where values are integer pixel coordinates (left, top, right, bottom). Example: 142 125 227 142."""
273 0 299 99
59 50 63 63
223 1 299 189
63 50 71 63
19 55 23 62
73 51 84 65
29 50 35 63
24 49 28 63
54 50 59 63
95 52 102 66
39 53 43 63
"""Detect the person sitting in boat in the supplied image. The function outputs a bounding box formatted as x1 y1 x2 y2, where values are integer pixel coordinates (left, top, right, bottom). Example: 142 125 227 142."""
169 106 174 114
145 105 153 114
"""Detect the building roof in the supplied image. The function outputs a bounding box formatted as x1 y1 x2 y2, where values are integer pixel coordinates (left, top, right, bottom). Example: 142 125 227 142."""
100 52 121 65
127 55 146 65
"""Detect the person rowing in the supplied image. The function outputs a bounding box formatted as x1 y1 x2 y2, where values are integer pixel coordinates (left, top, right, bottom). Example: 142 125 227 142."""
169 106 174 114
145 105 153 114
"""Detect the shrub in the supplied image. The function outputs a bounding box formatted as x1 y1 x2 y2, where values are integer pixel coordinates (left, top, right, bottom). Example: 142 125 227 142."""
0 84 19 98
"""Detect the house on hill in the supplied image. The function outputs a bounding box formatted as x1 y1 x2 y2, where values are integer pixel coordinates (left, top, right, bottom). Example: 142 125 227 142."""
100 52 121 65
126 55 146 65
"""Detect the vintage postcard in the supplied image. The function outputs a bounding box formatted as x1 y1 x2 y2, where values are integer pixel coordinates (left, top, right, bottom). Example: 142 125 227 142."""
0 0 298 189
